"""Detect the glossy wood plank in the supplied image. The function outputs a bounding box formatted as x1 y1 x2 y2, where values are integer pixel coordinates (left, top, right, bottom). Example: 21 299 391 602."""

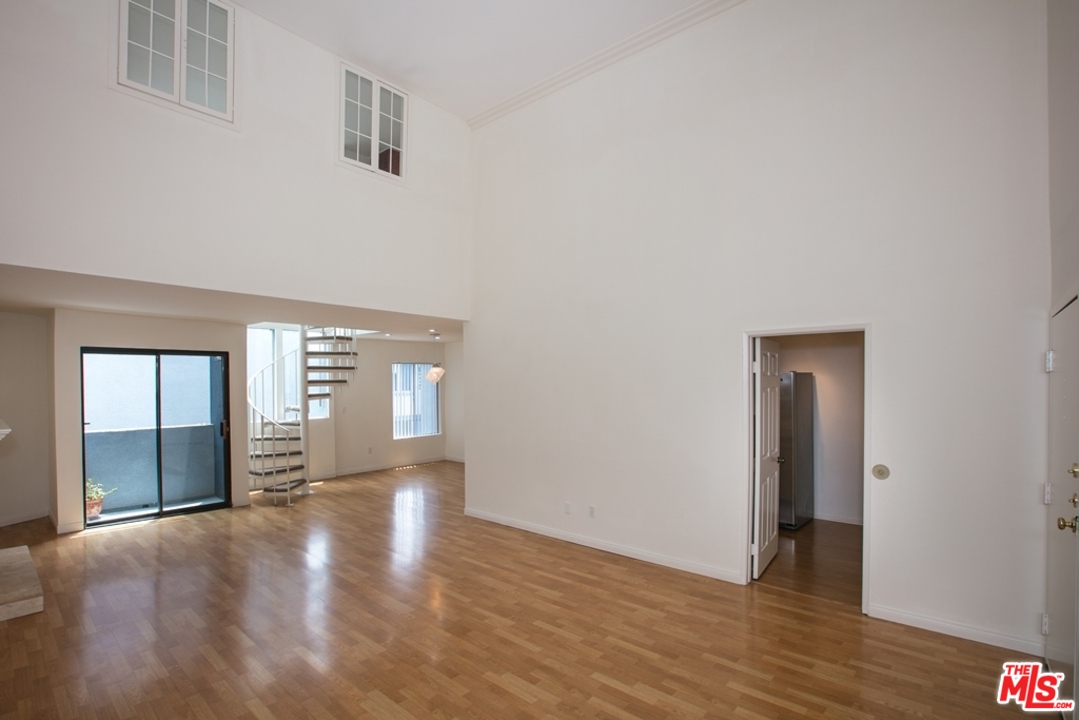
756 519 863 607
0 462 1031 718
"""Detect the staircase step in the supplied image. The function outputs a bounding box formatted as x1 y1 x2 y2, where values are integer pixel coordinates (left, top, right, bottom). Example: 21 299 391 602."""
278 420 301 427
307 335 355 342
307 378 349 385
249 464 305 477
262 479 307 493
308 392 332 400
306 351 357 357
250 450 303 459
251 435 300 442
307 365 357 372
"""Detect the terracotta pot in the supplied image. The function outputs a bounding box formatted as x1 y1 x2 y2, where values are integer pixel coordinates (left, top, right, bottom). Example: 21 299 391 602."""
86 498 103 520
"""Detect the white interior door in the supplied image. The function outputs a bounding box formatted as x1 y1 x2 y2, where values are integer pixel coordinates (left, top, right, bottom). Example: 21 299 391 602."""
752 337 781 579
1047 300 1079 719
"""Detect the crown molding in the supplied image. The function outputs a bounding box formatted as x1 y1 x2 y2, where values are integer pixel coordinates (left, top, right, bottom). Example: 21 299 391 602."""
468 0 748 129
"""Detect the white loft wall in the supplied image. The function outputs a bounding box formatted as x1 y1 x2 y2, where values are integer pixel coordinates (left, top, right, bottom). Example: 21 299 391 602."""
0 0 471 320
333 339 446 475
52 309 248 533
443 341 465 462
776 332 864 526
1049 0 1079 309
0 311 52 528
468 0 1049 653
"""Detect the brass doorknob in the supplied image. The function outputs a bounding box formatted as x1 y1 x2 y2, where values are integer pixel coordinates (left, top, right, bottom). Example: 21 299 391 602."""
1069 463 1079 478
1058 517 1078 532
1070 493 1079 508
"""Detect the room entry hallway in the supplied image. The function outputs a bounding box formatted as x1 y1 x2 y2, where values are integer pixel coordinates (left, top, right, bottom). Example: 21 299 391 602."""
755 520 864 608
0 462 1029 718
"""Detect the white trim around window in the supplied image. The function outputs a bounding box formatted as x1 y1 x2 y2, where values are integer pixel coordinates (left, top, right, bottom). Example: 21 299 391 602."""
338 63 407 180
117 0 235 122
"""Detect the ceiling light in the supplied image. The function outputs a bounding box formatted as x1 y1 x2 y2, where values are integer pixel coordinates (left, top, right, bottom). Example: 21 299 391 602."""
426 330 445 383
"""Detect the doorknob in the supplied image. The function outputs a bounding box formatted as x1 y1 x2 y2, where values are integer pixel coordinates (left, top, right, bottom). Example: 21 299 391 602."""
1070 493 1079 508
1069 463 1079 478
1058 517 1078 532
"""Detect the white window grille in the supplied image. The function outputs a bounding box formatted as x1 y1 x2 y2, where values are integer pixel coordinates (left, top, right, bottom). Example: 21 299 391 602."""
341 65 406 177
119 0 235 120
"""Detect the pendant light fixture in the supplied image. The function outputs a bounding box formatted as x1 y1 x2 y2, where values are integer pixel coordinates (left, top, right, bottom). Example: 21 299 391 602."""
425 330 445 383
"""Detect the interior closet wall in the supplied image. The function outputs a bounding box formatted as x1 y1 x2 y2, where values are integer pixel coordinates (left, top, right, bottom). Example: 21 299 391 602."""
776 332 864 525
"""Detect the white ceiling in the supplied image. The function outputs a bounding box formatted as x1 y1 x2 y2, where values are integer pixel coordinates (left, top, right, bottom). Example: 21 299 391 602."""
232 0 711 123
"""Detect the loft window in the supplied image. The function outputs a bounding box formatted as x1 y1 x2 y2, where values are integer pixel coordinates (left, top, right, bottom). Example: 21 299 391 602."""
341 65 406 177
118 0 234 120
392 363 439 439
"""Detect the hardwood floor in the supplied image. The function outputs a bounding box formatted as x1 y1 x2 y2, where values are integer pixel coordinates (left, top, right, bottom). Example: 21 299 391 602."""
756 520 863 608
0 462 1032 718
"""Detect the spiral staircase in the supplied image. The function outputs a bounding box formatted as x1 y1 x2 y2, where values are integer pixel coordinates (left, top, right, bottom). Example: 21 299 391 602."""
247 327 358 506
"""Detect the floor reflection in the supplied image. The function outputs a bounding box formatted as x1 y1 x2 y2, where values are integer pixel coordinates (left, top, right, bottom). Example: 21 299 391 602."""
302 528 331 663
392 485 426 571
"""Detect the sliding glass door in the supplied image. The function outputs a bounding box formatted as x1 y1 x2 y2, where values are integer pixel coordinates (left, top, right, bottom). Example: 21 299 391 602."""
82 349 231 526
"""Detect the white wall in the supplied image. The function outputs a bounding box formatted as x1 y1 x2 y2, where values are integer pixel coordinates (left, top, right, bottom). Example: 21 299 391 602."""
1049 0 1079 309
443 341 465 462
307 416 337 481
0 311 52 527
776 332 864 526
0 0 472 320
468 0 1049 654
52 309 248 533
332 339 446 475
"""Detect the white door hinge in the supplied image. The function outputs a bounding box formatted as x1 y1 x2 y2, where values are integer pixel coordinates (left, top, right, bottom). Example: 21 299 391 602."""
1043 612 1051 636
752 360 760 374
1046 350 1055 373
1045 482 1053 505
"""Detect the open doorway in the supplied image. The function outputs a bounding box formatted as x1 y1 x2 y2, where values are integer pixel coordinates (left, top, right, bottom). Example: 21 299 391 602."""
748 330 867 609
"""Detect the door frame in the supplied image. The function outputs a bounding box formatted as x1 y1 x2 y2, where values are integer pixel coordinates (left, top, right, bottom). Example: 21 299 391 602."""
742 323 872 614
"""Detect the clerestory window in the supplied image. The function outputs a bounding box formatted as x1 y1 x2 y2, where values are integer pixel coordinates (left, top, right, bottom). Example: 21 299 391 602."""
118 0 235 121
341 65 406 178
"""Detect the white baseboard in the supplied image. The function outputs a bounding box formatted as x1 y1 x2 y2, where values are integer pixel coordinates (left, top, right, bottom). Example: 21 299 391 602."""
445 456 465 464
56 520 83 534
0 509 51 530
869 604 1044 656
812 512 863 525
464 507 744 584
334 456 449 478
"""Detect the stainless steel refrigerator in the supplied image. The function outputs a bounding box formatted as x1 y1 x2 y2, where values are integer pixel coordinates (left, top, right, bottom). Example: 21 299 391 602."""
779 371 814 529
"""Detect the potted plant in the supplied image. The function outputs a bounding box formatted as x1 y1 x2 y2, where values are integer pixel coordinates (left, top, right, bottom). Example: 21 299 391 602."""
85 479 116 520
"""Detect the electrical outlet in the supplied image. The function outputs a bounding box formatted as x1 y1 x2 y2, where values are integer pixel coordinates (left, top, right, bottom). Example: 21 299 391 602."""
368 447 373 454
564 502 570 514
589 505 595 518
